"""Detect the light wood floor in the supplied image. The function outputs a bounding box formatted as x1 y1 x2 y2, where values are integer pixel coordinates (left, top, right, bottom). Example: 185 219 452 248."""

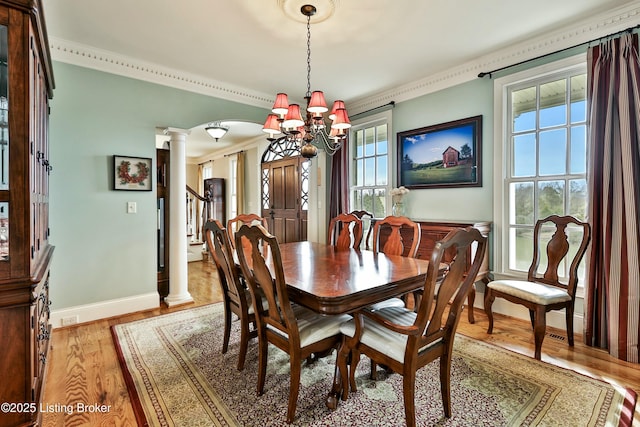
42 259 640 426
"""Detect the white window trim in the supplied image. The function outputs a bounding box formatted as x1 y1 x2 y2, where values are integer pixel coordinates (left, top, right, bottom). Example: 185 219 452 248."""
349 110 393 213
492 54 587 285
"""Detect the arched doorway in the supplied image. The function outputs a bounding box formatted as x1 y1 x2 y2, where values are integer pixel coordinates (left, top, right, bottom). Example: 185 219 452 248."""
261 139 310 243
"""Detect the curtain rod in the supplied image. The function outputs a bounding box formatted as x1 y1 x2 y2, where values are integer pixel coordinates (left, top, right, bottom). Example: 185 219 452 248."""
478 24 640 79
350 101 395 119
224 150 244 158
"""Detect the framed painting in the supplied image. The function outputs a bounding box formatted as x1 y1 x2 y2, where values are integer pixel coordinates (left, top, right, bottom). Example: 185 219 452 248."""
397 115 482 189
113 155 152 191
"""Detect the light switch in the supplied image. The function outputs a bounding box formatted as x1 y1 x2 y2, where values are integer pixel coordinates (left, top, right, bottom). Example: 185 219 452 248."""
127 201 137 214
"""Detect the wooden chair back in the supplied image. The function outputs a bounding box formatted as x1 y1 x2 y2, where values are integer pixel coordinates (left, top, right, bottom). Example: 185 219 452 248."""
328 213 363 249
372 215 421 257
349 210 374 250
527 214 591 298
234 224 296 338
203 219 256 370
417 227 487 339
227 213 268 248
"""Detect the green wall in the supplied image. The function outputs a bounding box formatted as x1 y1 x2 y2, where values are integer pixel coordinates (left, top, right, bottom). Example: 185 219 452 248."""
49 62 267 310
392 78 494 221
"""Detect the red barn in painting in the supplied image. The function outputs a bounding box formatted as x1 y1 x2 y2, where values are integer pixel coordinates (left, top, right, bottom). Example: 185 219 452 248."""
442 146 460 168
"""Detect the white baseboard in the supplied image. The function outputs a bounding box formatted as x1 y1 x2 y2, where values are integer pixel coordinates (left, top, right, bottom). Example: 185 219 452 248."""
473 290 583 335
50 292 160 329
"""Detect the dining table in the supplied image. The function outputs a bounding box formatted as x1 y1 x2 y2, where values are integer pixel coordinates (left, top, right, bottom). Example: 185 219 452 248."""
265 240 436 408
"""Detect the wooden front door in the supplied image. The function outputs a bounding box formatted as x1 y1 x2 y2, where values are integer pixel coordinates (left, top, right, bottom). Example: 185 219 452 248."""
262 157 308 243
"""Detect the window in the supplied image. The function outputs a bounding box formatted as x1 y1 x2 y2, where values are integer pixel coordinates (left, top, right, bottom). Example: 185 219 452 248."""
350 112 391 219
494 55 588 280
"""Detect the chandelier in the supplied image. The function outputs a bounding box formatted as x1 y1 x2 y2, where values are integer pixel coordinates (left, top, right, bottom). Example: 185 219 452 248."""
262 4 351 159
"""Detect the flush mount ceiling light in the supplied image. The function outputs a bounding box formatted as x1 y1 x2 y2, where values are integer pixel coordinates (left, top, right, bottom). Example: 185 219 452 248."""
262 4 350 159
205 122 229 142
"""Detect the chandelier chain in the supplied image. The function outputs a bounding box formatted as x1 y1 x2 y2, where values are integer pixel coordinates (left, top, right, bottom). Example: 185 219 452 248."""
306 14 312 98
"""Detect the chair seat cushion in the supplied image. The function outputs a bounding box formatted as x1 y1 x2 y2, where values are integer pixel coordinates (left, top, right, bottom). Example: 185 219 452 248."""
245 290 268 315
487 280 571 305
268 305 350 348
340 306 441 363
365 297 405 312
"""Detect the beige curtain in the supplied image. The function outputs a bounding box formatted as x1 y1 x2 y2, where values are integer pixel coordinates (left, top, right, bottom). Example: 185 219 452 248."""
236 152 245 215
196 164 203 239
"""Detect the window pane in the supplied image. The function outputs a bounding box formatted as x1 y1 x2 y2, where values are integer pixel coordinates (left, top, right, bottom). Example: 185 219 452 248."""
373 188 387 218
364 127 375 156
512 86 536 132
539 129 566 176
513 133 536 177
355 130 363 157
570 125 586 174
570 74 586 123
376 155 388 186
568 179 587 220
355 159 363 186
509 227 533 271
353 189 361 210
364 158 375 186
361 189 373 214
376 124 388 155
510 182 534 225
538 180 565 218
539 79 567 128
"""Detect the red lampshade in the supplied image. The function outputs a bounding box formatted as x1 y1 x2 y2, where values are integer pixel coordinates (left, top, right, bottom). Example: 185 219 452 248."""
329 100 346 120
330 108 351 130
282 104 304 129
307 91 328 114
272 93 289 116
262 114 282 137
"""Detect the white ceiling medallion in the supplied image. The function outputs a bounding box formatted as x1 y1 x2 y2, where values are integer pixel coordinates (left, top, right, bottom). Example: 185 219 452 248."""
278 0 338 23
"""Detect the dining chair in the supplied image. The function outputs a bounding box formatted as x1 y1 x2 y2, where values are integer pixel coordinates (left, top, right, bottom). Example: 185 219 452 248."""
227 213 268 249
370 215 422 311
337 227 487 427
484 215 591 360
328 213 363 249
235 224 351 424
349 210 374 250
203 219 262 371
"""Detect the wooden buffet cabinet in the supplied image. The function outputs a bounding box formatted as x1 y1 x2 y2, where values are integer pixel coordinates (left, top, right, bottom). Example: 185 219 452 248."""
0 1 55 426
374 219 491 323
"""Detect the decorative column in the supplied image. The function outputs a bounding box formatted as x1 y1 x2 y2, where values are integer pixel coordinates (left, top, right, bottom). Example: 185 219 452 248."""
163 127 194 307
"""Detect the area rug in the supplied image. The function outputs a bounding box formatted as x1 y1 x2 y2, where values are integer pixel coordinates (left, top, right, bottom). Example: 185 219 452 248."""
112 303 636 426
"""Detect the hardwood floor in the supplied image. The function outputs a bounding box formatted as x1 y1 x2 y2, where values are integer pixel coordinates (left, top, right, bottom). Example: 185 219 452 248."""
42 259 640 426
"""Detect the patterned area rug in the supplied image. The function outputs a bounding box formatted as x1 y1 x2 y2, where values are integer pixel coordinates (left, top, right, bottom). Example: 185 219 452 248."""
112 304 636 426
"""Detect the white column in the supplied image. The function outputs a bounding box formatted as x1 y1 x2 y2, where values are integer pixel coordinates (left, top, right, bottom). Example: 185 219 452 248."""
163 127 194 307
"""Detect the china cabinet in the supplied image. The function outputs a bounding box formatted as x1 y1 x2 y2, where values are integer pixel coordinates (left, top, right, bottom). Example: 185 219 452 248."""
0 0 55 425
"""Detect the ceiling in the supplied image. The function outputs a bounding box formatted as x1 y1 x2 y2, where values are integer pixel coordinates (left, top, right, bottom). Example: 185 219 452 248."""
42 0 639 159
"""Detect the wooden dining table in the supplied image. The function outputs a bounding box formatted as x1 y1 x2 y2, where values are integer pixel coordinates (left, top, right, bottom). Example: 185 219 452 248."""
265 240 435 409
275 241 432 315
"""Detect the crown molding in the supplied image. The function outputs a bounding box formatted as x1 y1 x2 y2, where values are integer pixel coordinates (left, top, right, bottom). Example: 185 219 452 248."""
48 37 275 110
49 2 640 115
348 2 640 115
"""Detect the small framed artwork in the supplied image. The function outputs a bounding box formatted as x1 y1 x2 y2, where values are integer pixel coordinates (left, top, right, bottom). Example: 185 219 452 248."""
113 155 152 191
397 115 482 189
